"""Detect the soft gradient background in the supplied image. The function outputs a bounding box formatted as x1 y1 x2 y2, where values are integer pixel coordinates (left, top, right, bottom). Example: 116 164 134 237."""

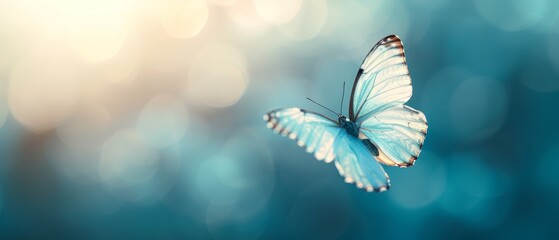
1 0 558 239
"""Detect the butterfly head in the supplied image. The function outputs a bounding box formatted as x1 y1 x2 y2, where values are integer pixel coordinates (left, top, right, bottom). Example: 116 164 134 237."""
339 115 360 137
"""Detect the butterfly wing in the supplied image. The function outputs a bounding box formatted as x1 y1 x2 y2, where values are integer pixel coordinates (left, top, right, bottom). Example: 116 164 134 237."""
264 108 341 162
349 35 427 167
360 106 427 167
264 108 390 191
333 130 390 192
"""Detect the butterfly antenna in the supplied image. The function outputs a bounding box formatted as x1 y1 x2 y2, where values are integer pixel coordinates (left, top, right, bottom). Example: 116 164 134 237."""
306 97 340 117
340 82 345 115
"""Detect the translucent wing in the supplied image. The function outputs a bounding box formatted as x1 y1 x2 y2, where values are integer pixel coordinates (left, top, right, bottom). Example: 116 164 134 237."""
264 108 390 191
349 35 412 122
360 106 427 167
333 131 390 192
264 108 341 162
348 35 428 167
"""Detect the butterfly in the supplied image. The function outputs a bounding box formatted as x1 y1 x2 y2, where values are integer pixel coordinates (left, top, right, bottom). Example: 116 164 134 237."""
263 35 427 192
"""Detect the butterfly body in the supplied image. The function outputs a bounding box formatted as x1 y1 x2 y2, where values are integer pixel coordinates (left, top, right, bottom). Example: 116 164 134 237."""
338 116 359 137
340 115 383 155
264 35 427 192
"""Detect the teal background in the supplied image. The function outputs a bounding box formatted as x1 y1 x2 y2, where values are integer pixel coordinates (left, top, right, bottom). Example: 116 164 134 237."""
1 0 559 239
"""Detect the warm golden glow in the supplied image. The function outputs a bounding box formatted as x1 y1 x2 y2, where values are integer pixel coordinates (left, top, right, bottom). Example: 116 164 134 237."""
280 0 328 41
185 44 249 108
208 0 238 6
8 42 81 132
228 0 271 35
99 38 142 85
159 0 209 39
253 0 303 25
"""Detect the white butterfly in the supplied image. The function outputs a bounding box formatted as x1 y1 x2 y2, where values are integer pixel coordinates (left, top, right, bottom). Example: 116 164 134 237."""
264 35 427 192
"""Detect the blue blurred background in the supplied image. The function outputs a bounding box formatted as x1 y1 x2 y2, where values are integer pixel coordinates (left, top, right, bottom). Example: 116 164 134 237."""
1 0 558 239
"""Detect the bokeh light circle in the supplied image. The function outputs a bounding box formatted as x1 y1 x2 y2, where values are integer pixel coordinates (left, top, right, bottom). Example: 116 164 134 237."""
205 199 268 240
449 77 508 141
136 94 189 148
143 35 189 74
99 129 161 202
56 103 112 151
196 128 274 206
199 128 275 238
521 50 559 92
186 44 249 108
420 67 472 142
279 0 328 41
68 16 128 62
535 142 559 199
0 97 9 129
228 0 271 35
321 0 397 50
408 0 444 10
444 17 516 80
474 0 546 31
196 155 246 204
253 0 303 25
452 152 512 199
389 150 446 209
160 0 209 39
208 0 237 6
3 0 136 63
98 38 142 85
8 43 81 132
47 139 102 184
439 151 512 228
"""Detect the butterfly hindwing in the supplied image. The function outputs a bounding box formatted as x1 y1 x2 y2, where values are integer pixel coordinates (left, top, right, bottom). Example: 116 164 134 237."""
264 108 390 191
360 106 427 167
350 35 428 167
334 130 390 192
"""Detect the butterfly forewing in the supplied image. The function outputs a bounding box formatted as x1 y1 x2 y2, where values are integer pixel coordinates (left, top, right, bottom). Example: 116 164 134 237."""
349 35 412 122
264 108 340 162
349 35 427 167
